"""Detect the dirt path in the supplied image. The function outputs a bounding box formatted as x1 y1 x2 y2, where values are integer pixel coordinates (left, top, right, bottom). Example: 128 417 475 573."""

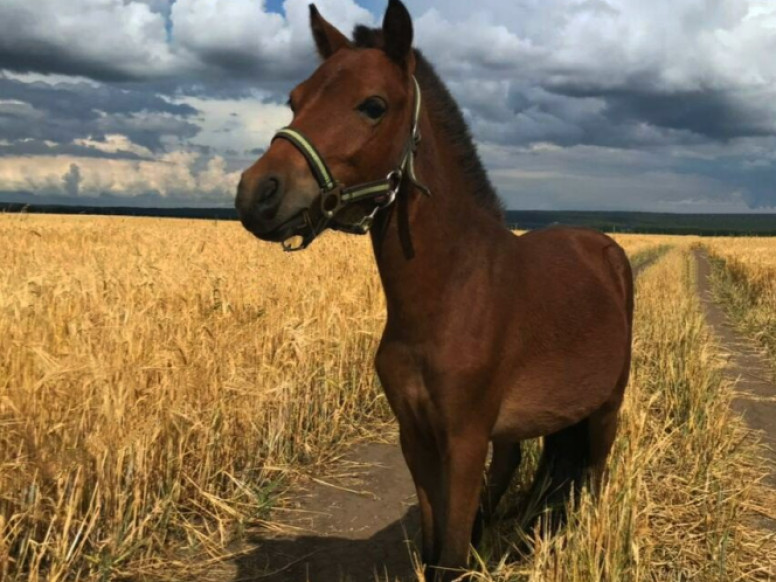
200 442 419 582
694 249 776 532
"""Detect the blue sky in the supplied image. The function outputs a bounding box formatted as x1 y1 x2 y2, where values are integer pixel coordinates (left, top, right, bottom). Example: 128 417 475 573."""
0 0 774 212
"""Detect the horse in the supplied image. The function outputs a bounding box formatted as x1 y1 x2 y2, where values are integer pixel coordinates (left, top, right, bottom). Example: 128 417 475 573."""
235 1 634 580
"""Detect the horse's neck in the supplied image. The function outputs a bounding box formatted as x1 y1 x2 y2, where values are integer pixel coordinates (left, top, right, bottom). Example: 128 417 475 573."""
370 116 504 331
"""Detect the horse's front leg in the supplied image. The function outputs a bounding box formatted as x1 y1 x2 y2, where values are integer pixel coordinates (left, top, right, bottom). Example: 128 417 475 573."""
432 428 490 582
376 342 444 574
399 423 441 568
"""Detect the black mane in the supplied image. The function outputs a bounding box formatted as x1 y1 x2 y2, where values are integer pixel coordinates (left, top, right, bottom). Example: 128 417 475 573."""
353 26 505 222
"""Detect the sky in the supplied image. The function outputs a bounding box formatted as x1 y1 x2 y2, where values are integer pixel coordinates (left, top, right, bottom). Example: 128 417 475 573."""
0 0 774 213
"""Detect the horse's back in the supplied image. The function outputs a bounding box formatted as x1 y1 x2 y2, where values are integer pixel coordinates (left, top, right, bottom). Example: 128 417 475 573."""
517 226 633 321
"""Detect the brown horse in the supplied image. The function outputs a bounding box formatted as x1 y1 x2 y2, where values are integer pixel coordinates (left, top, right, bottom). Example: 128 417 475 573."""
235 1 633 580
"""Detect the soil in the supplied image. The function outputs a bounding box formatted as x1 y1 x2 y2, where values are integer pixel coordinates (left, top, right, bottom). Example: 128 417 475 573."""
200 442 420 582
694 249 776 533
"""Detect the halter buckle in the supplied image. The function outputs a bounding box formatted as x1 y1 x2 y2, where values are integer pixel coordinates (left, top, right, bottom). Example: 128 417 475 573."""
320 185 344 218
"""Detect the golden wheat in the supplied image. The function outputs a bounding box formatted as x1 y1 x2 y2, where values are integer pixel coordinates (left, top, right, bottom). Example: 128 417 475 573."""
704 237 776 374
0 214 389 580
609 233 690 257
0 216 768 581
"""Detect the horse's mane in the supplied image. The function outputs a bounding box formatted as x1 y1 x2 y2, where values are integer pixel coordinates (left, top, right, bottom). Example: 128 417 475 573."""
353 26 505 222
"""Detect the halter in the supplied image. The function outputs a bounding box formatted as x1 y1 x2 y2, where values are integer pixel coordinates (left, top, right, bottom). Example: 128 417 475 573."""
271 76 431 251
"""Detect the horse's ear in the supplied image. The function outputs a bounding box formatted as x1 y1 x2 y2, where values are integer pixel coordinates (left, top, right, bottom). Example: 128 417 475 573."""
309 4 352 60
382 0 414 68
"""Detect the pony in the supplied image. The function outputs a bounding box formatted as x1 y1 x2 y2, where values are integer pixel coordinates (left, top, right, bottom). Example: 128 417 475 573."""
235 2 633 579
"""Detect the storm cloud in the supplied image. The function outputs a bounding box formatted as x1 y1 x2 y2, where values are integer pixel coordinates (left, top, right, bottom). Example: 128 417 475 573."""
0 0 774 210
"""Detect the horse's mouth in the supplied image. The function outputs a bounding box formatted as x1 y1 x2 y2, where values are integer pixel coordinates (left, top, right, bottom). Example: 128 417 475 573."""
240 209 311 244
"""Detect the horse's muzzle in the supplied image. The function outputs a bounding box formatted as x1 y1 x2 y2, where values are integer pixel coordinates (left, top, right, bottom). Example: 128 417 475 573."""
235 174 289 240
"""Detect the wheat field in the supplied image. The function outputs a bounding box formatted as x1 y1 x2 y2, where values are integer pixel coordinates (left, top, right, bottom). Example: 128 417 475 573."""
0 214 392 580
704 237 776 375
0 215 772 581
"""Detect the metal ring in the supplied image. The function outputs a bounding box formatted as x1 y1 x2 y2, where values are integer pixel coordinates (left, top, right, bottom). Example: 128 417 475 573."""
386 170 402 194
321 189 342 218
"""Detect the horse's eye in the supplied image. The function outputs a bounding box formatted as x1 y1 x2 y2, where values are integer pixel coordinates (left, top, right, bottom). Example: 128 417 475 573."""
357 97 387 120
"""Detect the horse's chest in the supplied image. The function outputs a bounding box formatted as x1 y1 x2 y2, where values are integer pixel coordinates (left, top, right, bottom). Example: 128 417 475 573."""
375 337 503 434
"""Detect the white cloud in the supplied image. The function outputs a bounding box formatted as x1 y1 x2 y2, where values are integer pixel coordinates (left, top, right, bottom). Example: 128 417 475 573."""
0 150 240 201
0 0 375 81
410 0 776 94
74 134 154 158
544 0 776 93
176 95 292 155
191 0 375 75
414 8 540 76
170 0 290 74
0 0 177 79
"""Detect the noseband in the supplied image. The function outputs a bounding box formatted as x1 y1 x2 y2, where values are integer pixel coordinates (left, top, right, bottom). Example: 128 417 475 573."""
271 76 431 251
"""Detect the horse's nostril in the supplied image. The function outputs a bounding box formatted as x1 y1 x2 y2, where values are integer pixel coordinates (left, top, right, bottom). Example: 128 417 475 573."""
257 178 280 204
252 176 283 221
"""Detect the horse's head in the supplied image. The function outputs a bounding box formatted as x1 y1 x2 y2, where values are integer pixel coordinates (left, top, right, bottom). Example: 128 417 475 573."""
235 0 421 250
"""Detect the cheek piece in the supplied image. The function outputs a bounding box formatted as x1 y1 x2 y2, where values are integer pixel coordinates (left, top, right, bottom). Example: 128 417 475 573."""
270 76 431 252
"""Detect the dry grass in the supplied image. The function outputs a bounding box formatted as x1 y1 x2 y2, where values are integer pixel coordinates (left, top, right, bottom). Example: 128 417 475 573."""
704 237 776 375
0 214 390 580
0 216 769 581
608 233 689 258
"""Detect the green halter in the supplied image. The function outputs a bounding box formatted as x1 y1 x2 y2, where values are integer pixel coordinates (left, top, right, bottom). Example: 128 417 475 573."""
272 76 431 251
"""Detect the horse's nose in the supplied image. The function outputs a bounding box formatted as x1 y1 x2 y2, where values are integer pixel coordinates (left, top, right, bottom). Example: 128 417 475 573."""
235 174 284 224
255 176 281 218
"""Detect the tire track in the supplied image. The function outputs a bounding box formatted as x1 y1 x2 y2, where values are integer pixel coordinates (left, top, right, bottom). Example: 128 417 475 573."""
694 248 776 534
